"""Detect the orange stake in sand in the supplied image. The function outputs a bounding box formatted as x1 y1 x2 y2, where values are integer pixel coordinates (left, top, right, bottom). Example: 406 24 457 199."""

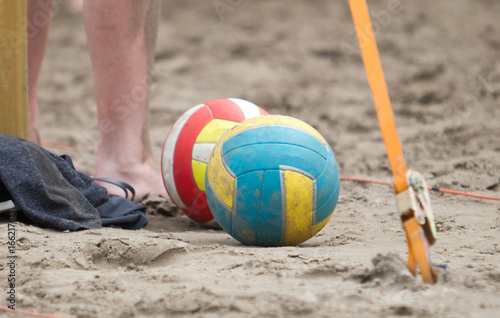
347 0 438 284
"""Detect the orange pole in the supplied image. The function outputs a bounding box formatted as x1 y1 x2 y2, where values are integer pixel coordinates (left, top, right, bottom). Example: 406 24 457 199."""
347 0 408 194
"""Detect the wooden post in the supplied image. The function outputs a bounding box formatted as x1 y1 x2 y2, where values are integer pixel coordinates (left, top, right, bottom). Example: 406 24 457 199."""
0 0 28 139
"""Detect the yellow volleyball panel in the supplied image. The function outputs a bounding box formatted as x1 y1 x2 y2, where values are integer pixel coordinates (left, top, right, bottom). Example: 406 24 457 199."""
220 115 327 146
191 160 207 191
311 213 333 237
283 170 314 245
207 146 235 209
196 119 240 143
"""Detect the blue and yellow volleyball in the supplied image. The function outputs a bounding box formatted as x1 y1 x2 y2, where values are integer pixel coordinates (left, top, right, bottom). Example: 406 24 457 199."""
205 115 340 246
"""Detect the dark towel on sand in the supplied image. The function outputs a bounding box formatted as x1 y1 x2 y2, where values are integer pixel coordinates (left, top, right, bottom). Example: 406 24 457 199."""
0 134 108 231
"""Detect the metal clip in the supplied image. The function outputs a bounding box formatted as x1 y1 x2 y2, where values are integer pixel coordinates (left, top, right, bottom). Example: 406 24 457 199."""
407 170 437 245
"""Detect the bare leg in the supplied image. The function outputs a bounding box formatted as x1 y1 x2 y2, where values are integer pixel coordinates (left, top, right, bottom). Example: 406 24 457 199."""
27 0 54 144
68 0 83 12
83 0 164 199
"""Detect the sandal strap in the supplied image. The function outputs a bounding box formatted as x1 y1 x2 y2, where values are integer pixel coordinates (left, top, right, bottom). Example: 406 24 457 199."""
93 177 136 201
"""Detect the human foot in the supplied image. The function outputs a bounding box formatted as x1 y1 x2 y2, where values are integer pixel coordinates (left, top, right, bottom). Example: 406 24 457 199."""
95 158 167 200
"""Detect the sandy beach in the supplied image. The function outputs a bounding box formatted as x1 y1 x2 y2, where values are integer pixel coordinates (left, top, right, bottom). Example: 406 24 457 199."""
1 0 499 317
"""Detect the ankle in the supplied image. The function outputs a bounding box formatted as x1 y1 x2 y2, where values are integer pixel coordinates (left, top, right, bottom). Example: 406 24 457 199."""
96 155 156 178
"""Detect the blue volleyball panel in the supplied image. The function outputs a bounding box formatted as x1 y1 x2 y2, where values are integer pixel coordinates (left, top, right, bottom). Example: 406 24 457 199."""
205 178 233 235
314 179 340 224
223 144 326 178
231 171 264 245
222 126 328 159
314 146 340 212
257 170 284 246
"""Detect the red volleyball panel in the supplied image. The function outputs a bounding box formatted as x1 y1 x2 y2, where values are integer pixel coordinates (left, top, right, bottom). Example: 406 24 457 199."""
259 107 269 115
204 99 246 122
173 105 213 206
183 191 213 223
